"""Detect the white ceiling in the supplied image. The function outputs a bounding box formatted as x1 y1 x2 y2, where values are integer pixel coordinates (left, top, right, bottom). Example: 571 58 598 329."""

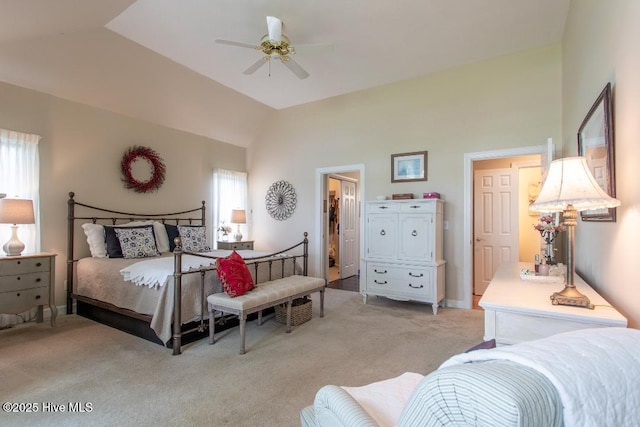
0 0 570 146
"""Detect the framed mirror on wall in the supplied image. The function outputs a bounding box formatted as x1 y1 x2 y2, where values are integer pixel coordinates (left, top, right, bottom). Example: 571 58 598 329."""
578 82 616 222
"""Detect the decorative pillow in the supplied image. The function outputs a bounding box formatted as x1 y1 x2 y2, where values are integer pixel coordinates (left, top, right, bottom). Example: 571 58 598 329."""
81 223 107 258
165 224 180 252
177 225 210 252
114 226 160 259
465 339 496 353
216 251 254 297
104 224 157 258
153 222 171 253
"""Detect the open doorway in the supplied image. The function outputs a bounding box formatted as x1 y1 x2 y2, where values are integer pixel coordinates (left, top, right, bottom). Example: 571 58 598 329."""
314 165 364 289
326 174 359 284
472 156 542 308
462 143 551 310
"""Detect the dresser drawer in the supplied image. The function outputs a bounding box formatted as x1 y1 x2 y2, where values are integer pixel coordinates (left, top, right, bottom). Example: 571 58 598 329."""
366 202 399 213
0 285 48 313
366 264 433 299
218 241 254 250
0 272 50 292
0 257 50 276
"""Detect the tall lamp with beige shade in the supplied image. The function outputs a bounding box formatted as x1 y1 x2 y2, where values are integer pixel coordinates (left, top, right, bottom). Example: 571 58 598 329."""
529 157 620 309
231 209 246 242
0 198 35 256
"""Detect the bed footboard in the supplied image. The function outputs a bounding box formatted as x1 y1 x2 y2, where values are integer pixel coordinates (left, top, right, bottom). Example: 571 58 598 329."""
171 232 312 355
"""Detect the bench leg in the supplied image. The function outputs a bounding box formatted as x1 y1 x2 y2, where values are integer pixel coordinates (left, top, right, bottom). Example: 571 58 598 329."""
209 308 216 344
320 288 325 318
257 310 263 326
286 298 292 333
239 314 247 355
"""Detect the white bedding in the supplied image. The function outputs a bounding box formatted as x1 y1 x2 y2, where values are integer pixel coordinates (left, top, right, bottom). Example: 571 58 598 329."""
441 327 640 427
120 249 272 288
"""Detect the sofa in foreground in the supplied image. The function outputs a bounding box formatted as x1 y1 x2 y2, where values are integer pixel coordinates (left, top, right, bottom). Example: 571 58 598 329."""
301 327 640 427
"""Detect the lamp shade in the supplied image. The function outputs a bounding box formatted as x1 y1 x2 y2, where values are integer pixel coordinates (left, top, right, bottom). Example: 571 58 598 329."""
0 198 35 224
529 157 620 213
231 209 246 224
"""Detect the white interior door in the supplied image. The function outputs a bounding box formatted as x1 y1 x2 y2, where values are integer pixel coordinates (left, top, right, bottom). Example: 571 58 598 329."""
473 167 518 295
340 180 358 278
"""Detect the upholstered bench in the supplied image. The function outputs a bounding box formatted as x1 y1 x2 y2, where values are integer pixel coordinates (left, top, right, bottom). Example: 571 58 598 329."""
207 275 326 354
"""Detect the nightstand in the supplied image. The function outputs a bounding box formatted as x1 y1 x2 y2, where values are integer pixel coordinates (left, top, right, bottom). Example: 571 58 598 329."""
217 241 254 250
0 253 57 327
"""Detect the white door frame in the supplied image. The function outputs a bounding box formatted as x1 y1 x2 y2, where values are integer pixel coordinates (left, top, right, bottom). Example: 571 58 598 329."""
315 164 365 280
461 145 545 309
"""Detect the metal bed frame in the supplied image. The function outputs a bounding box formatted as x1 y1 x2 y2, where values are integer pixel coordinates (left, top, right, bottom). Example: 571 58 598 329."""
66 192 310 354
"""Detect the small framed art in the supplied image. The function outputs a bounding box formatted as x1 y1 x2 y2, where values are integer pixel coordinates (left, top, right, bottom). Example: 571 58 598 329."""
391 151 427 183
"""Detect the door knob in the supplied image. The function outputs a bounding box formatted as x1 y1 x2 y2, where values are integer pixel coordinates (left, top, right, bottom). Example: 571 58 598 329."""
475 237 482 241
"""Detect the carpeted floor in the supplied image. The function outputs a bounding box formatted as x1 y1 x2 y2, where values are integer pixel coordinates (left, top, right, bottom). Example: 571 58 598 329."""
0 289 483 427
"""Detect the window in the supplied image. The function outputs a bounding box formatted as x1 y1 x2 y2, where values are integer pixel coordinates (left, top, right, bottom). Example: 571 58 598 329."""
0 128 40 253
212 168 248 246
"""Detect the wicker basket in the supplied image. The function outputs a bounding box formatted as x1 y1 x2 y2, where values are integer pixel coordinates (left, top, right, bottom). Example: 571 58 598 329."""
275 297 312 326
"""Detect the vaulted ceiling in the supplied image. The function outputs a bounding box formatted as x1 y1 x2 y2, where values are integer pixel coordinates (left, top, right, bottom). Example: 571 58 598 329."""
0 0 570 147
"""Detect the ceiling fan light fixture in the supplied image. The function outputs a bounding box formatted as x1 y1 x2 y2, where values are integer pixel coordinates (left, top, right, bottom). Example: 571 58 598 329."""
260 34 293 57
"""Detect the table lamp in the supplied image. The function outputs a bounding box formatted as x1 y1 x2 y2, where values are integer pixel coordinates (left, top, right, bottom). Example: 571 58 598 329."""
231 209 246 242
0 198 35 256
529 157 620 309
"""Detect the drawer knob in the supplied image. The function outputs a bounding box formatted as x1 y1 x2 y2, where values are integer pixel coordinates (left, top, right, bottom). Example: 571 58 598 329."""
35 295 41 300
409 273 424 278
16 276 21 280
374 280 387 285
16 292 21 297
36 278 42 282
36 262 42 267
380 229 386 236
411 230 418 237
408 284 424 289
374 269 387 274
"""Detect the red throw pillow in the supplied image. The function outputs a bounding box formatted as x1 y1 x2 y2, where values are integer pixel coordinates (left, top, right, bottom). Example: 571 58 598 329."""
216 251 254 297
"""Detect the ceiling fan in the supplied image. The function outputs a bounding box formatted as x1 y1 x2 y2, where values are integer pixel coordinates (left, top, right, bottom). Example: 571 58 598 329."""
215 16 332 79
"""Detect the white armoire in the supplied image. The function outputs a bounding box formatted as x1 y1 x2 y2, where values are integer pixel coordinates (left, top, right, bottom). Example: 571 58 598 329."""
360 199 445 314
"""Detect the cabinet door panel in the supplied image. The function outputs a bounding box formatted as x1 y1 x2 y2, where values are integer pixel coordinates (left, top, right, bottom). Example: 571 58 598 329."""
398 214 433 261
366 214 397 259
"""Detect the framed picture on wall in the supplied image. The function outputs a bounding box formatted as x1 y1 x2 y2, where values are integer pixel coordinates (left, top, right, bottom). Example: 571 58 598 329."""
391 151 428 183
577 83 616 222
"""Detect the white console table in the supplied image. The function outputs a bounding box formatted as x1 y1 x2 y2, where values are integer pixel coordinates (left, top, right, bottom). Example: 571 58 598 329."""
480 262 627 345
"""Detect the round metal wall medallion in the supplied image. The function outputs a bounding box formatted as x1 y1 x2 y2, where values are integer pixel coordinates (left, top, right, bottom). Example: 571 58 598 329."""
265 180 297 220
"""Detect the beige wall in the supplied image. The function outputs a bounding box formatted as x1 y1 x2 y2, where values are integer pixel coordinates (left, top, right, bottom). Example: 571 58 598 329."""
563 0 640 327
0 81 246 308
249 44 562 304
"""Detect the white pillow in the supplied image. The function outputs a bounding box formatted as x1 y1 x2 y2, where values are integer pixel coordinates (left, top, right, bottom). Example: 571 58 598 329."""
81 223 107 258
153 221 170 253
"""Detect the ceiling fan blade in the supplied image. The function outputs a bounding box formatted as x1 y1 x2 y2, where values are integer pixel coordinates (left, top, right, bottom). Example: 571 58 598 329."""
243 57 268 75
215 39 257 49
292 43 334 55
282 58 309 79
266 16 282 42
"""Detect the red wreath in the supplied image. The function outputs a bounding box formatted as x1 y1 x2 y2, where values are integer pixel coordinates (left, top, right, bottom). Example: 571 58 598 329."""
121 146 166 193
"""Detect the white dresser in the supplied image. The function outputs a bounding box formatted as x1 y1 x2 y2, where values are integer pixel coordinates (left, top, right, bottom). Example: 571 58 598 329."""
480 262 627 345
361 199 445 314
